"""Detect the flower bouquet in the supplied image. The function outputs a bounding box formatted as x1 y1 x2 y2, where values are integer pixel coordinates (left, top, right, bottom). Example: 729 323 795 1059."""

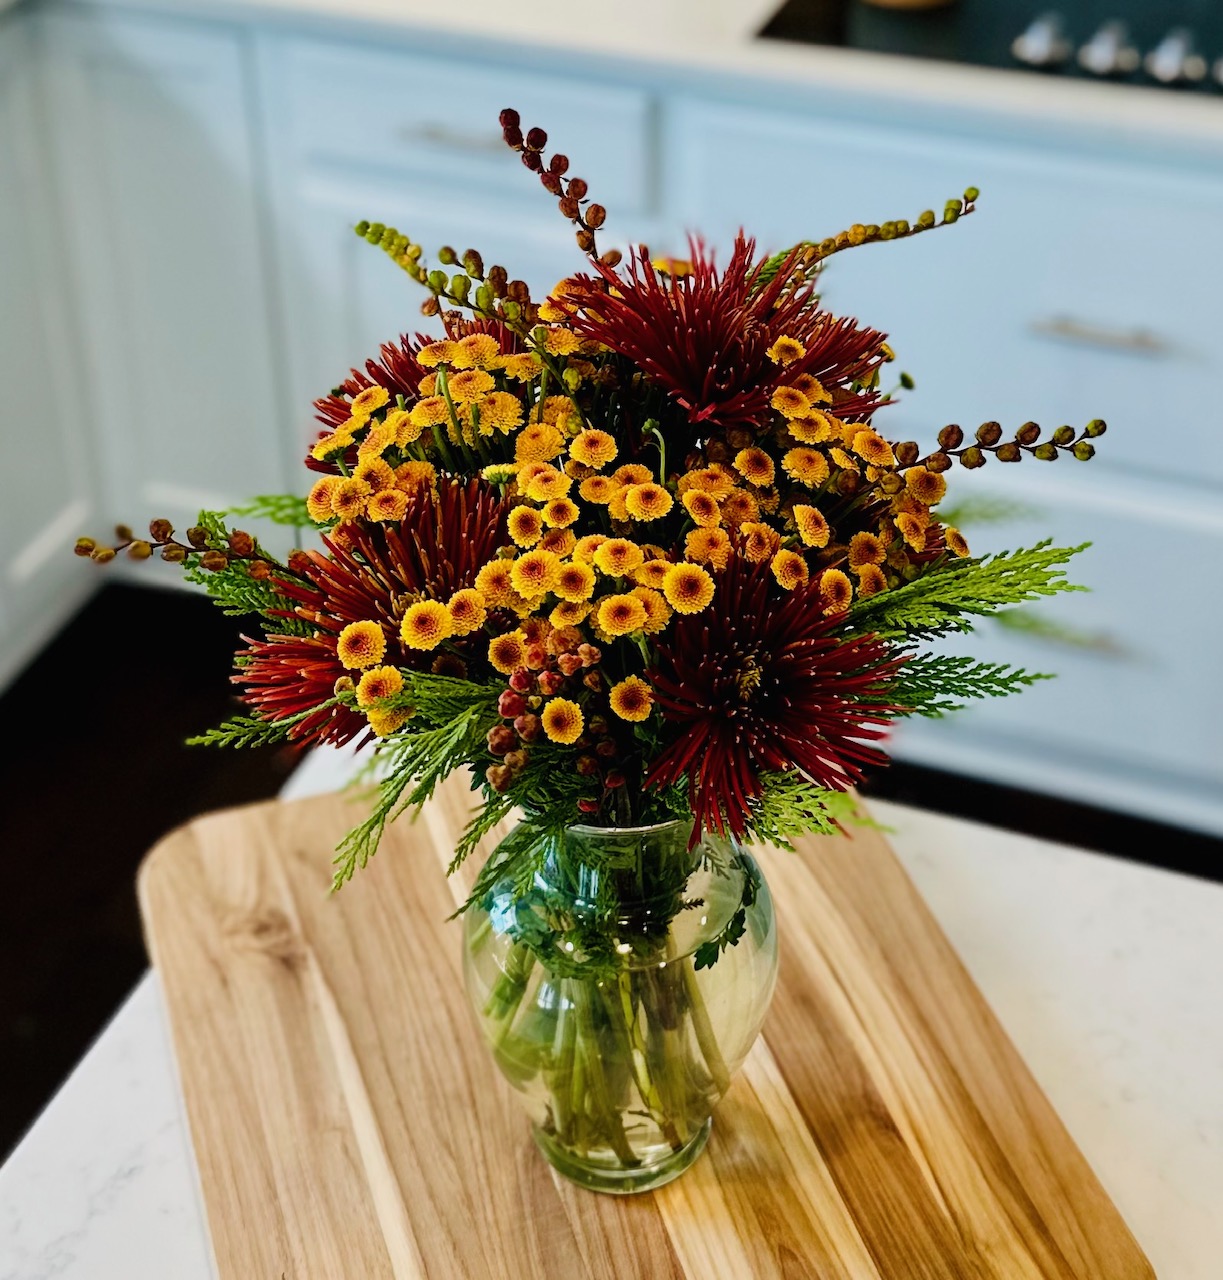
80 109 1102 1192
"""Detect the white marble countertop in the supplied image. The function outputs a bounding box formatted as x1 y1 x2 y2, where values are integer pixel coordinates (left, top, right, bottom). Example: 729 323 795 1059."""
2 746 1221 1279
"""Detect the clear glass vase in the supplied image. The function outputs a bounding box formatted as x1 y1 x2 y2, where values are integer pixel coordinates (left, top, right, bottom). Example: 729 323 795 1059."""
462 817 778 1194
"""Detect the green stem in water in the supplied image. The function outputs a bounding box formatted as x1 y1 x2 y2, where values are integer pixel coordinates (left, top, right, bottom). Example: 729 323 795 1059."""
681 958 731 1097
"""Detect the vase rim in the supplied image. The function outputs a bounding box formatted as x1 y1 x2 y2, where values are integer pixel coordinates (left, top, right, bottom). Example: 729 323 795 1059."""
563 817 694 838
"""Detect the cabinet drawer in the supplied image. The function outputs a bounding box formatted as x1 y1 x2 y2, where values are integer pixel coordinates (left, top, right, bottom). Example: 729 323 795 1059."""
666 98 1223 491
277 37 654 214
891 471 1223 795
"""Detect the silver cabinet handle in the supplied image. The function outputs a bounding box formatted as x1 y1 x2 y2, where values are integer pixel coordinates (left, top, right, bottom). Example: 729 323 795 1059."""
396 122 506 154
1028 315 1171 356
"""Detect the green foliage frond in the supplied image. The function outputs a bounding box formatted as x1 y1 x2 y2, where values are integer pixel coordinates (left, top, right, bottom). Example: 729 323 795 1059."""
182 508 312 635
399 671 501 726
226 494 313 528
891 654 1051 718
448 791 517 877
186 712 303 749
331 704 499 890
456 813 558 915
742 772 864 851
847 541 1088 642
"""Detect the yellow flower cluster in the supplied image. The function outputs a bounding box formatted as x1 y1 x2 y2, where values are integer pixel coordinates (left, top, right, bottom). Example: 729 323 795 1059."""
311 309 969 746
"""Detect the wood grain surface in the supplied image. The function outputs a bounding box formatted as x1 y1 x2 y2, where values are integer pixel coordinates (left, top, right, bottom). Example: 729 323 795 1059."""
137 775 1154 1279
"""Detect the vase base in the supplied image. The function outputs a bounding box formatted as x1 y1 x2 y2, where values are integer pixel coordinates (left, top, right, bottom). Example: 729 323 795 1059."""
532 1117 712 1195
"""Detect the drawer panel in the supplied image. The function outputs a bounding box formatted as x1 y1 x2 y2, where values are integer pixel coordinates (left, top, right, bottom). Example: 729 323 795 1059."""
890 472 1223 790
666 98 1223 490
278 37 654 214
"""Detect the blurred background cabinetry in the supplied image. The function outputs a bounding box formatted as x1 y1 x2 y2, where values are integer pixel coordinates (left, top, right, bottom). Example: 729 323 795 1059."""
5 0 1221 833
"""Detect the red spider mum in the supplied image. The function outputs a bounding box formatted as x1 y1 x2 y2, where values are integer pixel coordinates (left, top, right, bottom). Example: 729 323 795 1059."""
235 477 506 746
645 557 903 840
560 235 890 434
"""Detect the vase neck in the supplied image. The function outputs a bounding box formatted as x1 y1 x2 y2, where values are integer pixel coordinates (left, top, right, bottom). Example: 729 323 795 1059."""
540 820 703 919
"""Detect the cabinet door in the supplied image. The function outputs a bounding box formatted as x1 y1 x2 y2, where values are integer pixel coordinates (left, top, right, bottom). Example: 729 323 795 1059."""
0 15 99 688
889 471 1223 835
256 32 663 465
268 173 593 461
40 11 288 555
664 98 1223 491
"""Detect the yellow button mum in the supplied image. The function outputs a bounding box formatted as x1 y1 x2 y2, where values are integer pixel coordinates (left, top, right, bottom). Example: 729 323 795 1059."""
543 497 579 528
624 483 674 521
781 447 830 487
488 630 527 675
819 568 854 614
307 476 341 523
399 601 453 651
555 560 596 603
663 563 715 614
447 588 487 636
596 593 649 637
525 466 572 502
905 465 947 506
609 676 654 722
355 665 404 709
510 549 562 599
507 506 544 547
766 335 806 366
793 504 831 549
570 429 617 469
593 538 645 578
771 549 809 591
337 620 386 670
350 385 390 419
542 697 584 745
685 527 731 570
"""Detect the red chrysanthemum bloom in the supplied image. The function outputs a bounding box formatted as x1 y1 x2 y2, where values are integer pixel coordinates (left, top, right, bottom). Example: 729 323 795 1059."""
235 478 505 746
559 235 890 433
645 557 903 840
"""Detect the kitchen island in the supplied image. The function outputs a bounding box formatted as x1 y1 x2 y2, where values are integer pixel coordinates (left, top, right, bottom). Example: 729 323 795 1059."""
1 745 1220 1279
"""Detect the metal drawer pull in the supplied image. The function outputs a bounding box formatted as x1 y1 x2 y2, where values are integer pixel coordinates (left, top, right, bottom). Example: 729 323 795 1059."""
398 122 506 154
1029 315 1171 356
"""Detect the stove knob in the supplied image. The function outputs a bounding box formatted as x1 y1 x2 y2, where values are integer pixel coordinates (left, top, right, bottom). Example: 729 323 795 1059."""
1144 28 1208 84
1077 21 1140 76
1012 13 1072 68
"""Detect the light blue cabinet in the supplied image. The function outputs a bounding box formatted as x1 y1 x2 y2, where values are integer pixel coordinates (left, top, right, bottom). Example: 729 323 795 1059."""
7 5 1220 833
664 94 1223 833
254 34 663 459
39 8 289 558
0 12 98 688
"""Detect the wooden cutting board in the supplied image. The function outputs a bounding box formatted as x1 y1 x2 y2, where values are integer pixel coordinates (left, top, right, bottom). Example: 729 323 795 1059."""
137 774 1154 1279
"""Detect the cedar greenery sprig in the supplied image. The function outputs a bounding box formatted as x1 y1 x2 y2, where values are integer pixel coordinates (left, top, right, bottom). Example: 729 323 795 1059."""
847 540 1088 641
187 707 327 749
226 494 313 527
741 773 865 852
890 654 1052 718
332 703 498 889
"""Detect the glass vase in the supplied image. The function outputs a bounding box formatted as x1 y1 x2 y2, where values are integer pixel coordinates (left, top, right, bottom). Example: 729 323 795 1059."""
462 817 778 1194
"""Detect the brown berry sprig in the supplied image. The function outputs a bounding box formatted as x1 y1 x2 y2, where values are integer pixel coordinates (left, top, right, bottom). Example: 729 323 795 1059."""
900 418 1106 473
75 518 277 576
499 108 621 269
353 219 541 327
484 629 609 798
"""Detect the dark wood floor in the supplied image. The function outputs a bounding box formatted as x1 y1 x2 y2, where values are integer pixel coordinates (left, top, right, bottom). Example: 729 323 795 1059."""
0 582 1217 1160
